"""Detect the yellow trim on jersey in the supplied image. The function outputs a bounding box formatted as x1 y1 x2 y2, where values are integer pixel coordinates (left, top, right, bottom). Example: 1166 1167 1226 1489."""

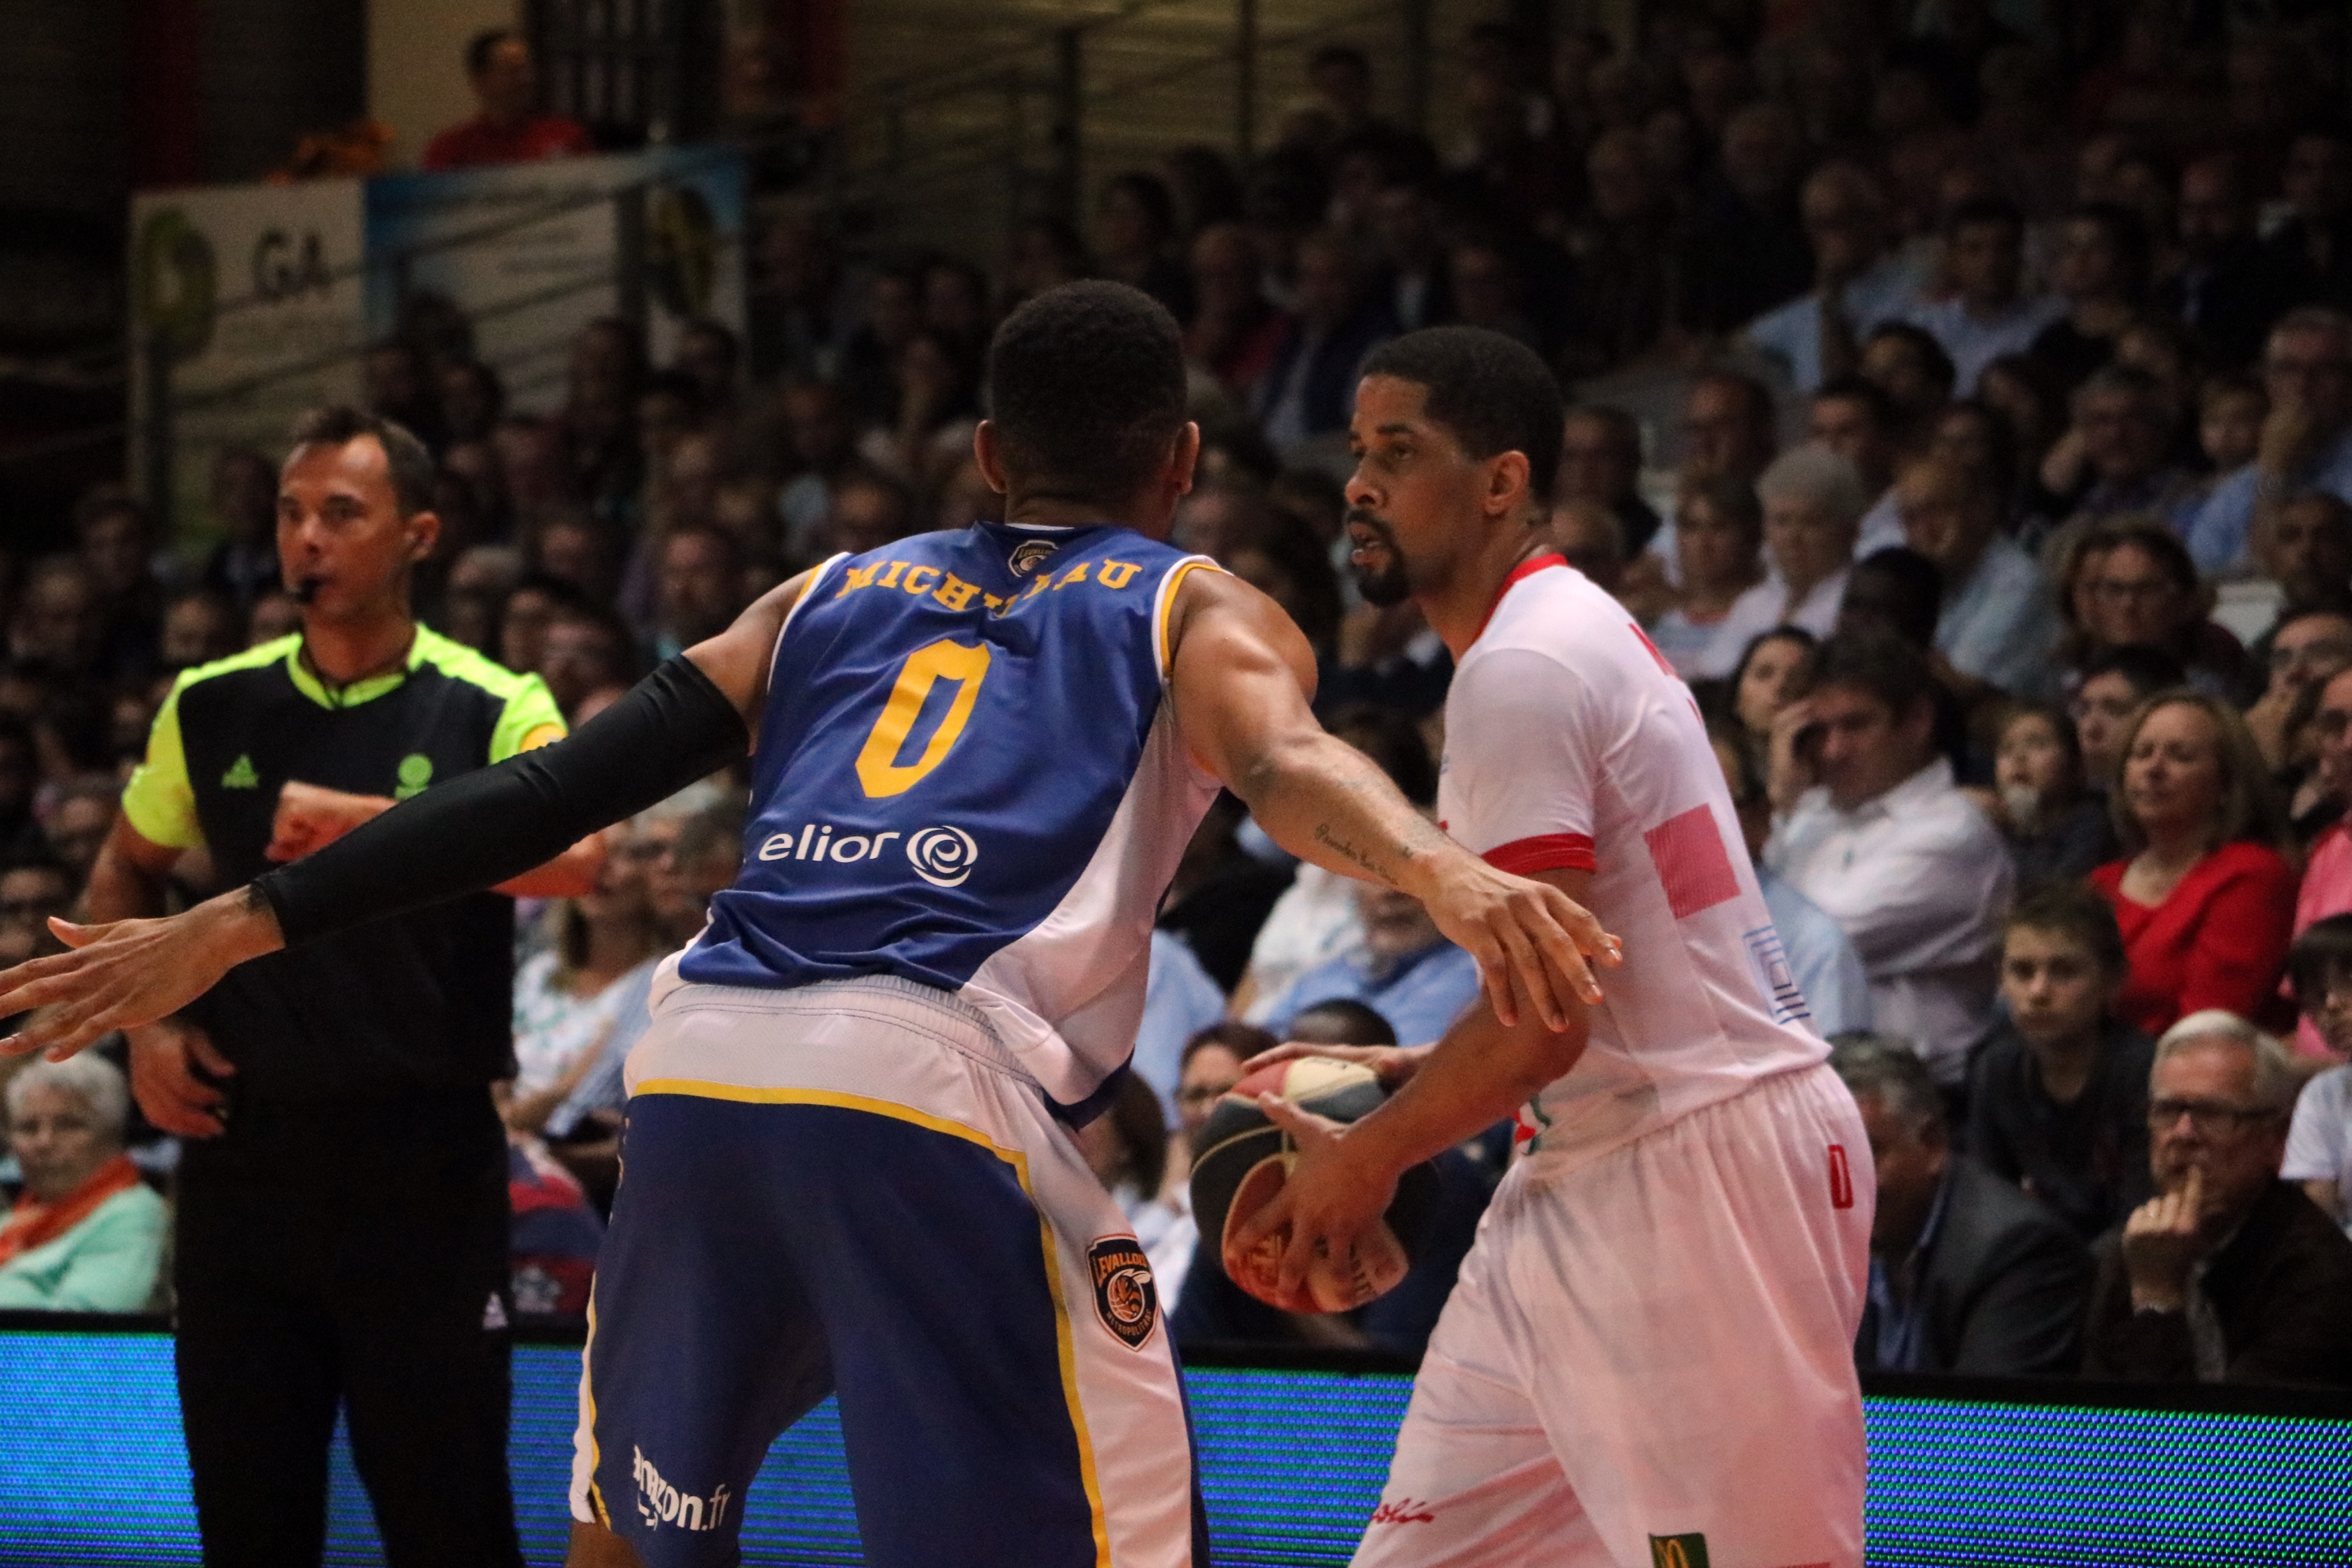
629 1079 1113 1568
580 1294 612 1528
1154 556 1224 683
120 670 204 851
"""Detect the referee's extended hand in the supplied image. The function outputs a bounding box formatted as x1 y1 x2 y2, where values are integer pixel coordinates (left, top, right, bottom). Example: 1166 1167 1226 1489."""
0 890 283 1062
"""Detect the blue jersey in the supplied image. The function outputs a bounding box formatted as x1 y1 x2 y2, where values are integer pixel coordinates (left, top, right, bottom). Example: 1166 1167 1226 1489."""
678 522 1224 1109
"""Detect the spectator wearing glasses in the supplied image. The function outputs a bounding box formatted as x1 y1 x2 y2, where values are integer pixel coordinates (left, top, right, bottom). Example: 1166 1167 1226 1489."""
2072 520 2247 699
2091 692 2296 1039
2081 1012 2352 1386
2184 308 2352 576
2283 917 2352 1231
1969 887 2155 1242
1835 1034 2092 1376
2240 608 2352 778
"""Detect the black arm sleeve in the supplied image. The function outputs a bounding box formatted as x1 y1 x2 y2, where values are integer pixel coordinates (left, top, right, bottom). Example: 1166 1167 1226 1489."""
253 655 749 948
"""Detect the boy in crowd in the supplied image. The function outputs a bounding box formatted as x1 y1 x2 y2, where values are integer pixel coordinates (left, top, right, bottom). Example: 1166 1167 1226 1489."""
1968 885 2156 1241
2283 915 2352 1234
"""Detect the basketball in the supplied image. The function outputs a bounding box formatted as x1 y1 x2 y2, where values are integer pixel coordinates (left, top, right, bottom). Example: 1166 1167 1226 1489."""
1188 1055 1441 1313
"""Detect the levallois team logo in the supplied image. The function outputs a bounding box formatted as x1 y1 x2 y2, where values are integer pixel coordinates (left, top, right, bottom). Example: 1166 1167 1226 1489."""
1086 1236 1158 1349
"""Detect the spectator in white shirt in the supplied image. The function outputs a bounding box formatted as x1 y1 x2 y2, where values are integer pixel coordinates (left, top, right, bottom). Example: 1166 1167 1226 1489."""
1901 196 2066 395
1743 160 1925 394
1896 455 2062 699
1766 630 2014 1082
1648 472 1765 679
1701 445 1868 674
2283 915 2352 1233
1712 726 1872 1037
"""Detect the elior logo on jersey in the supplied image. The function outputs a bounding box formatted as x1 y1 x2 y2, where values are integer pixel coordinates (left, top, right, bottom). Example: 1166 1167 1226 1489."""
753 821 981 888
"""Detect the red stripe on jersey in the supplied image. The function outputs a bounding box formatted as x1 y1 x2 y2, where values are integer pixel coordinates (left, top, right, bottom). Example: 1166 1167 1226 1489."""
1473 552 1566 642
1628 621 1680 679
1483 832 1597 876
1643 805 1741 919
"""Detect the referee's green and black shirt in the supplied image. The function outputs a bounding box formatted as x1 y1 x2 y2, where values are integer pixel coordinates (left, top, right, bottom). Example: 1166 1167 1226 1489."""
120 628 566 1101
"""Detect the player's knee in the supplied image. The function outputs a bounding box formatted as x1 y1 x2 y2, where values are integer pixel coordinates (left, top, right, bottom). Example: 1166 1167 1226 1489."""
566 1518 644 1568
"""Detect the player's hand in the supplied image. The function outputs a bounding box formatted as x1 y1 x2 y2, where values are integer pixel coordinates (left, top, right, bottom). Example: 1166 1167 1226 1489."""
1226 1096 1397 1313
2122 1166 2206 1313
126 1019 236 1139
1241 1041 1433 1090
1414 855 1619 1032
267 782 393 863
0 890 284 1061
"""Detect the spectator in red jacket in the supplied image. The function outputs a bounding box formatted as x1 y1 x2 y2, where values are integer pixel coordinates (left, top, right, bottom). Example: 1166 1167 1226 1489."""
422 29 593 173
2091 690 2298 1037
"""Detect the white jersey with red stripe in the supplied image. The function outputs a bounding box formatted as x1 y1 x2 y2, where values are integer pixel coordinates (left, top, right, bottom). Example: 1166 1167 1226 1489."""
1437 554 1829 1175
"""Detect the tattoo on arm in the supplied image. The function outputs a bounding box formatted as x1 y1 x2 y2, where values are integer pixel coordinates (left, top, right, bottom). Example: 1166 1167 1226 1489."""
1313 823 1397 886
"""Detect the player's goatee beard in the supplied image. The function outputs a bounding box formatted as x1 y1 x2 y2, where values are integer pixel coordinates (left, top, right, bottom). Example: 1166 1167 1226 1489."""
1346 509 1412 607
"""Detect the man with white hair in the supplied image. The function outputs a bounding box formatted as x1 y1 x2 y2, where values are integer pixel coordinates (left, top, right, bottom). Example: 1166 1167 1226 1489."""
2079 1010 2352 1385
0 1054 166 1311
1696 444 1867 676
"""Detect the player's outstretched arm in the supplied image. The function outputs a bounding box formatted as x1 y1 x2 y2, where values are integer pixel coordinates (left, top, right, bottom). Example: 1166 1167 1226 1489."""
1230 872 1595 1309
0 571 821 1062
1167 568 1619 1032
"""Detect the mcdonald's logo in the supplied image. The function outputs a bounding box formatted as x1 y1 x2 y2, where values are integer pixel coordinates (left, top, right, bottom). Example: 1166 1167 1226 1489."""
1649 1533 1711 1568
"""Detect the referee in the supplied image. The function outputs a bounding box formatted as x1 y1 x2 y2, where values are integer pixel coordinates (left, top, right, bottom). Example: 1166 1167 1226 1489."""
88 406 600 1565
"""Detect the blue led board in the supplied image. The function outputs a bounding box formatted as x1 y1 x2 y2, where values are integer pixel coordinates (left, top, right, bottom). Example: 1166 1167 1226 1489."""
2 1327 2346 1565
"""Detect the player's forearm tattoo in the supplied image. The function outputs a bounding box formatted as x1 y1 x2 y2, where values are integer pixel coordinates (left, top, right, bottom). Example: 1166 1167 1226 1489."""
1313 822 1397 885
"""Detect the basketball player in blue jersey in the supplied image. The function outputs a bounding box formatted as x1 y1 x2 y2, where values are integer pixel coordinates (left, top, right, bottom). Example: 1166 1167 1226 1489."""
0 284 1617 1568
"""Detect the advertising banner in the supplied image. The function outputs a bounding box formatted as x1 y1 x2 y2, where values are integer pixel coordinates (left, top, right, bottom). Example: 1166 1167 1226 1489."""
129 179 367 548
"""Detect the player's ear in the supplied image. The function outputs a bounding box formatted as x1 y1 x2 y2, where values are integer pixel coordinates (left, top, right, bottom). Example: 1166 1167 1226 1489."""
971 422 1013 496
404 510 442 564
1166 421 1201 498
1485 450 1531 517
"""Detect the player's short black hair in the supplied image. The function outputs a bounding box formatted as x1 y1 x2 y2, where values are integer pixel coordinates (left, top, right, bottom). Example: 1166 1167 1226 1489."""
1360 327 1566 505
2075 642 2186 695
287 405 436 517
1842 546 1943 649
2289 913 2352 1017
1860 321 1956 398
1827 1033 1945 1138
466 27 522 77
985 281 1188 509
2005 880 2126 977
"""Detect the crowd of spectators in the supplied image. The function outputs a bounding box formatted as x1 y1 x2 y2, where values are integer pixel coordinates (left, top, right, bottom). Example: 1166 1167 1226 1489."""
9 4 2352 1388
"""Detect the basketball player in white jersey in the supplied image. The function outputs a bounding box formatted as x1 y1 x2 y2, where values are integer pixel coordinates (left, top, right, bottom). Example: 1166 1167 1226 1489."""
1237 328 1875 1568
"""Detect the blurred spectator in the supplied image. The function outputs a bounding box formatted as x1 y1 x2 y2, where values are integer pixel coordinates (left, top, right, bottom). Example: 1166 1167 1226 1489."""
497 574 570 678
1835 548 1945 653
1650 473 1764 679
1261 881 1478 1047
2070 645 2188 795
1835 1033 2092 1376
440 546 522 657
2073 520 2245 697
2037 366 2200 551
1969 886 2155 1241
1549 500 1625 599
1859 321 1959 452
1711 728 1870 1037
2091 691 2296 1038
422 28 592 171
1158 795 1294 993
2287 669 2352 1061
159 589 242 673
201 448 281 609
537 602 633 723
1094 172 1193 320
2252 492 2352 647
362 339 449 456
1559 130 1675 376
1725 626 1815 797
1004 216 1092 308
1076 1074 1193 1301
2162 154 2297 372
1926 399 2024 522
1982 700 2114 884
556 319 646 522
1766 632 2011 1083
1680 370 1778 485
247 589 302 646
1894 457 2061 698
1809 376 1908 557
1131 931 1228 1130
750 217 859 385
504 853 658 1135
1558 405 1661 558
1369 176 1451 333
1286 998 1398 1049
2185 308 2352 576
825 469 916 558
859 329 980 493
2082 1012 2352 1386
1184 222 1290 398
2264 128 2352 311
1683 101 1812 333
41 777 116 884
1704 447 1866 674
1902 198 2063 395
10 558 104 678
1446 235 1540 352
672 320 741 418
0 856 71 971
2028 205 2151 393
839 264 925 430
1175 1023 1263 1154
0 1055 166 1311
649 526 745 662
2242 609 2352 775
1744 163 1923 394
440 360 505 447
1255 229 1395 456
534 514 627 610
775 381 862 560
2284 916 2352 1225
